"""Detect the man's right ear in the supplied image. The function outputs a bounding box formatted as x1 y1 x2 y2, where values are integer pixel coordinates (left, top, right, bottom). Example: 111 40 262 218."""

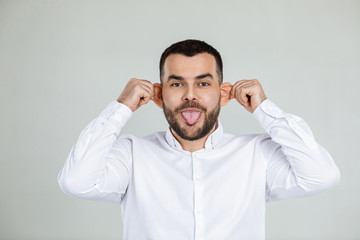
152 83 163 109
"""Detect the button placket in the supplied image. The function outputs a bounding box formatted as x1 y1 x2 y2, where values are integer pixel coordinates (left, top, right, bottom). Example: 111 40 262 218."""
192 153 205 240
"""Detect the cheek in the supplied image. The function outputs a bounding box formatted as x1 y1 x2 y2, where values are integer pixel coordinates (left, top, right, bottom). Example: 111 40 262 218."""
203 91 221 106
162 93 178 109
162 88 183 103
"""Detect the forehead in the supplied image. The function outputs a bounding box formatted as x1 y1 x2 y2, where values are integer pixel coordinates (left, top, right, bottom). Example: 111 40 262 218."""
163 53 217 78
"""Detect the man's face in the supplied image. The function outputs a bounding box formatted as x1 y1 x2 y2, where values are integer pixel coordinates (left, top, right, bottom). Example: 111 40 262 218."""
161 53 222 141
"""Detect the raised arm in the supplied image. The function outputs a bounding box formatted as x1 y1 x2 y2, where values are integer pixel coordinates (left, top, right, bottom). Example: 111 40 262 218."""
229 79 340 201
57 78 156 203
253 99 340 201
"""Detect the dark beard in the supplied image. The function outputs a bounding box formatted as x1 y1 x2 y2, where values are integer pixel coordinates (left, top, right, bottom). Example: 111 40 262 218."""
163 100 220 141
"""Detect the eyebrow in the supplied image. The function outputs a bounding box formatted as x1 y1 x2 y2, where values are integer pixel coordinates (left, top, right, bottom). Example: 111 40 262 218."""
167 73 214 81
168 74 184 81
195 73 214 80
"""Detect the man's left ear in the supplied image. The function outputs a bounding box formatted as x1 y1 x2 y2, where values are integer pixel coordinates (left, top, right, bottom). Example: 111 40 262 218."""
220 82 232 106
152 83 163 109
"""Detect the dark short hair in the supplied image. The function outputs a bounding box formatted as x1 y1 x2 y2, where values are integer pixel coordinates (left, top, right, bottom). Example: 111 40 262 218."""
159 39 223 83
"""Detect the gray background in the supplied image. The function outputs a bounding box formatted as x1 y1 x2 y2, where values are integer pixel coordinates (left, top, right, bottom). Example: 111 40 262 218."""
1 0 359 239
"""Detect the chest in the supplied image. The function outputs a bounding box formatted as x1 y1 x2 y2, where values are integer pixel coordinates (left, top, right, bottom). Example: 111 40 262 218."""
129 142 267 203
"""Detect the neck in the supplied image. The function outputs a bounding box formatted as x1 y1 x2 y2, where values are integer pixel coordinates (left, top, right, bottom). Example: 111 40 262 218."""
170 123 218 152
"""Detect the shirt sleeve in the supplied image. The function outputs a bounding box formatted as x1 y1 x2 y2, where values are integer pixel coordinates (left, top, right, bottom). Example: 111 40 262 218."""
252 99 340 202
57 101 133 204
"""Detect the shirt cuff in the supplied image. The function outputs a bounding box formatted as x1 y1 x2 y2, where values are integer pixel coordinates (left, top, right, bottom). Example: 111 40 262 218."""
98 101 133 128
252 99 285 130
253 99 317 149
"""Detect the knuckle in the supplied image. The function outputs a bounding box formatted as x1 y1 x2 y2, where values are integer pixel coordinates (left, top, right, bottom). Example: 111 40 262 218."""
134 84 143 92
129 78 139 85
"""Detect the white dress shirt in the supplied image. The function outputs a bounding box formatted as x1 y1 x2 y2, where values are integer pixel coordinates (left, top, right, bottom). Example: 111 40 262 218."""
58 99 340 240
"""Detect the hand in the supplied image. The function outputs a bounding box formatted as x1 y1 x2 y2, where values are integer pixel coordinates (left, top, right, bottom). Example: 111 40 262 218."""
229 79 267 113
117 78 154 112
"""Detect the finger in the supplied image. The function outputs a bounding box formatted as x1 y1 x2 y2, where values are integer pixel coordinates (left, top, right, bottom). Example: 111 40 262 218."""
130 86 151 106
138 97 151 107
236 83 258 107
138 79 154 90
230 80 255 98
139 84 154 99
230 80 247 98
139 89 153 103
235 87 249 106
238 86 251 106
228 79 265 112
232 80 257 95
231 81 251 104
128 84 153 110
130 79 153 94
136 82 154 99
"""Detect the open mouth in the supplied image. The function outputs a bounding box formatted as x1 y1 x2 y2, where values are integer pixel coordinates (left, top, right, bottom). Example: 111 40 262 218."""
180 109 202 125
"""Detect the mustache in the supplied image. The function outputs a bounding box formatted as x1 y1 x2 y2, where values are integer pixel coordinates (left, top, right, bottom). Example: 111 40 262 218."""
174 101 207 113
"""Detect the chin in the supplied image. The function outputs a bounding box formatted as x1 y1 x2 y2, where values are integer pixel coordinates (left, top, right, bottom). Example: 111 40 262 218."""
180 126 207 141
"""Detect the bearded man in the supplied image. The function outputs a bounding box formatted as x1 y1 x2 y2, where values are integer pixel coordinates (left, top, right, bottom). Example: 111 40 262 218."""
58 39 340 240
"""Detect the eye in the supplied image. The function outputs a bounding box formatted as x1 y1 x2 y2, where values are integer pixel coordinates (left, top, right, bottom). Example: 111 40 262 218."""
199 82 209 87
171 82 182 87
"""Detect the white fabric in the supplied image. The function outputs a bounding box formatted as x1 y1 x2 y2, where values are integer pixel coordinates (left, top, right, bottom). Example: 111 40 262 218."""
58 99 340 240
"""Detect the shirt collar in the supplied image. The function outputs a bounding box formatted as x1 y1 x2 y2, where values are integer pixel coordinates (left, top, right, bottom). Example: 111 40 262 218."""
165 120 224 152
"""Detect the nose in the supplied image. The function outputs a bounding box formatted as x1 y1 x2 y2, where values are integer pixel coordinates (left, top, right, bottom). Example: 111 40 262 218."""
183 85 198 101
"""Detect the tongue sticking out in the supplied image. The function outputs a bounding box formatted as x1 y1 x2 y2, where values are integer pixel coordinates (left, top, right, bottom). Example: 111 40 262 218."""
181 111 201 125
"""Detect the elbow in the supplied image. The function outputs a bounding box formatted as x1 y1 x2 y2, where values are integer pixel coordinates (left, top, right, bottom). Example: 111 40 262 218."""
303 148 341 193
322 165 341 190
317 146 340 191
316 151 341 192
57 170 94 198
57 173 78 197
302 165 341 193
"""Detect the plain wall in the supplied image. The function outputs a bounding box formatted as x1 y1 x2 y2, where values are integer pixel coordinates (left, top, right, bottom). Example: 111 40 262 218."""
1 0 359 239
